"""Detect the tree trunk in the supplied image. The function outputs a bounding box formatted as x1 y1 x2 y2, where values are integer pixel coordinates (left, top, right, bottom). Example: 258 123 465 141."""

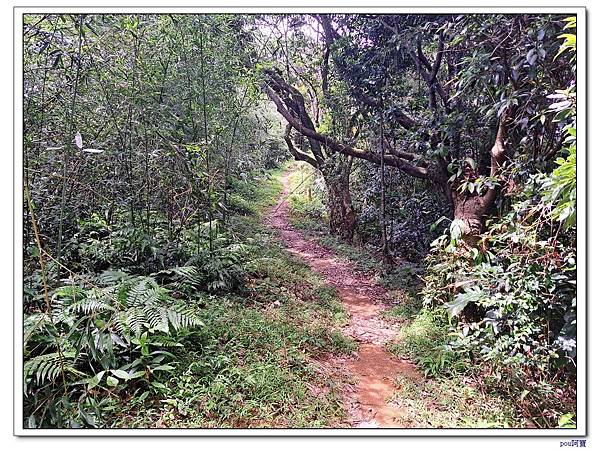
448 110 512 246
323 166 357 242
451 190 492 246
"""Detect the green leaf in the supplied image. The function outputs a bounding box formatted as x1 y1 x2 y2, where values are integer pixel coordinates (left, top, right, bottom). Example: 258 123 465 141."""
129 370 147 379
151 364 175 372
110 369 131 380
106 375 119 387
87 370 105 389
558 413 575 428
429 216 448 232
450 219 464 241
445 295 471 317
444 287 484 317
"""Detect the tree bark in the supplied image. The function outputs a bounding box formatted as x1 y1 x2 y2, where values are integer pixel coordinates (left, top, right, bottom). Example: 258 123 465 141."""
451 110 512 245
451 192 488 246
323 168 357 242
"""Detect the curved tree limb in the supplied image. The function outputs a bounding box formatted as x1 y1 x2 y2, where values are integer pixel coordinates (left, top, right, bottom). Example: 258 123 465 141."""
263 83 430 180
283 123 319 168
483 108 512 206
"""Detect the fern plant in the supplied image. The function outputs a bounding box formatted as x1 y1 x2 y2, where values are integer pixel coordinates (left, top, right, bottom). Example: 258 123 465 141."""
23 271 204 428
161 239 249 292
51 271 203 339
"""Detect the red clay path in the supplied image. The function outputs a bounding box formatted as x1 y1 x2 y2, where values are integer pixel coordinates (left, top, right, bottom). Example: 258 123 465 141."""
264 169 420 428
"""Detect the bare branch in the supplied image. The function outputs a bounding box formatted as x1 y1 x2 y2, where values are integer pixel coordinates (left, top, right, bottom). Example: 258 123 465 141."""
264 83 430 180
283 123 319 168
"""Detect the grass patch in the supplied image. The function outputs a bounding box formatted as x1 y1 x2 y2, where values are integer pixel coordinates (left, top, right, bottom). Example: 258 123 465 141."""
391 373 521 428
317 235 382 274
387 308 467 378
381 302 420 323
111 296 351 428
386 307 525 427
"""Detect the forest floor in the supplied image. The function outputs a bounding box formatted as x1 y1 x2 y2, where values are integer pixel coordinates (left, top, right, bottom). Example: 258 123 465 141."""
111 163 520 429
265 168 421 427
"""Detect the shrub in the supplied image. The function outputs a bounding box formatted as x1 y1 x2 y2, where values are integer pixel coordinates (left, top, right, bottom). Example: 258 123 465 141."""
23 271 203 428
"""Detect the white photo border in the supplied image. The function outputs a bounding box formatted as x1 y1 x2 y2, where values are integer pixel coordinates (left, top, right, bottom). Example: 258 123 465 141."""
13 4 587 437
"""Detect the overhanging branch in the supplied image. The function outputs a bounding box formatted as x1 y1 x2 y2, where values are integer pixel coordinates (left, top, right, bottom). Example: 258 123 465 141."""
283 123 319 168
264 83 430 180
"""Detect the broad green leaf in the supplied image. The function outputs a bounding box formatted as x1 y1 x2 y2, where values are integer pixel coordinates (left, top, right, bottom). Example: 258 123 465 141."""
110 369 131 380
450 219 464 241
87 370 105 389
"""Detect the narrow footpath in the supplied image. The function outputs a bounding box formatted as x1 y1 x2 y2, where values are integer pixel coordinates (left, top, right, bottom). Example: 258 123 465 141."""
264 169 420 428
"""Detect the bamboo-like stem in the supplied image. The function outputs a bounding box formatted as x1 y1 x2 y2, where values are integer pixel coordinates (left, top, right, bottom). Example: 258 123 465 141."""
55 14 84 278
199 22 213 257
24 182 51 312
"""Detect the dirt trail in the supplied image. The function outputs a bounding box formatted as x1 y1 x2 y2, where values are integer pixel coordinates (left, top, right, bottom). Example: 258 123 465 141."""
264 169 420 428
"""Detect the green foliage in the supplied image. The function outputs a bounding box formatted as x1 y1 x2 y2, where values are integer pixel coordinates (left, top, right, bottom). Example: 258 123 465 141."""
286 163 328 233
109 297 349 428
288 196 327 233
106 176 354 428
555 17 576 61
422 171 576 427
75 224 164 272
423 117 577 374
388 308 466 377
181 242 249 292
542 139 576 228
541 82 576 229
22 11 580 430
392 373 519 428
24 272 203 428
353 161 449 262
416 16 577 427
24 164 356 429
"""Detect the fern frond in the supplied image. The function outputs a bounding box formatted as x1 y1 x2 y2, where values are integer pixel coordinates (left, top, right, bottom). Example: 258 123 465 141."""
97 270 130 286
168 304 204 330
24 351 76 386
147 306 169 333
127 277 161 307
24 313 52 348
68 290 115 315
125 307 148 337
158 265 203 286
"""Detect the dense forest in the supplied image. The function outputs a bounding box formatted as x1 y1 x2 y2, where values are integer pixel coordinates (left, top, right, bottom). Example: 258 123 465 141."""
22 13 577 429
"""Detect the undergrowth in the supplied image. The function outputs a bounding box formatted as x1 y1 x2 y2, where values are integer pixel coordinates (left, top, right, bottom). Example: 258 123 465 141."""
116 166 354 428
24 165 353 429
391 372 520 428
285 164 550 428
